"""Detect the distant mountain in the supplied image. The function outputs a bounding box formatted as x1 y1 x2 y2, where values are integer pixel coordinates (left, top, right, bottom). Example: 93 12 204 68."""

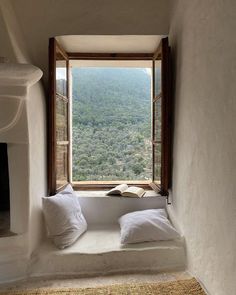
72 67 152 181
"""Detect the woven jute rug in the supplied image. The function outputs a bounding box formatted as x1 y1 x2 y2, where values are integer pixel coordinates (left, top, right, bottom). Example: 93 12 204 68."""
1 278 206 295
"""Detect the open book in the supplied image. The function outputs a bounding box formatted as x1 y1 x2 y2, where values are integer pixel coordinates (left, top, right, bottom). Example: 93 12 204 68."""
106 184 145 198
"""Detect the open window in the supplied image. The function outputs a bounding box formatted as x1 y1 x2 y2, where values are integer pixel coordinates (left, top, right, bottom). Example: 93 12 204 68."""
48 37 172 196
150 38 172 196
48 39 71 195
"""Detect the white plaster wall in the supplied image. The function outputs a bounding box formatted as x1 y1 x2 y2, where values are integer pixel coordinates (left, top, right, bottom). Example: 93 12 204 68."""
10 0 173 84
0 11 15 62
0 0 47 258
77 193 166 224
0 0 31 64
169 1 236 294
27 83 47 254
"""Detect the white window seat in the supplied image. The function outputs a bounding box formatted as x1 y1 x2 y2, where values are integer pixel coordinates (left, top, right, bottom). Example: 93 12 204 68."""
29 190 185 278
30 224 185 277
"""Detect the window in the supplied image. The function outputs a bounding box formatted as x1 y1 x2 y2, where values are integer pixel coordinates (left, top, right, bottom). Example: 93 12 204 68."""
48 40 70 194
48 37 172 196
71 65 152 183
151 38 172 196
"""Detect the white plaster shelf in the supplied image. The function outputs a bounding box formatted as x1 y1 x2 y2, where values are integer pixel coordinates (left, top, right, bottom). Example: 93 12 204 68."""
30 225 185 277
0 63 42 134
0 63 42 87
29 192 184 278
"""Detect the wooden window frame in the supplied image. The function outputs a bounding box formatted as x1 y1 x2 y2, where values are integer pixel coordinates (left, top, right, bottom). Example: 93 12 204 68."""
48 38 172 195
48 38 71 195
150 37 172 197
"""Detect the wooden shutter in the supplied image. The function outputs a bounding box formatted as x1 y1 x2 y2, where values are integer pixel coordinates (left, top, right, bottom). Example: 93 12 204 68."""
150 37 172 196
48 38 71 195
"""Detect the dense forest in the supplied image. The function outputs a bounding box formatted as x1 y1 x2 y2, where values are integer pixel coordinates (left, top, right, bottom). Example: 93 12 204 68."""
72 67 152 181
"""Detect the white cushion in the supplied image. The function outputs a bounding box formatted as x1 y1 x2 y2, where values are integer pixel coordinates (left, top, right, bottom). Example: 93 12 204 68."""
118 209 180 244
42 184 87 249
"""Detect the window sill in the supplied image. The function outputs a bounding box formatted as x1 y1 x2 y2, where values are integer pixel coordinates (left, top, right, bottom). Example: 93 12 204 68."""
72 180 152 191
75 190 162 198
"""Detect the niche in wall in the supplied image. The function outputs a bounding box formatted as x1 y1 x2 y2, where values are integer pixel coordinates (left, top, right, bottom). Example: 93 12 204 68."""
0 143 10 235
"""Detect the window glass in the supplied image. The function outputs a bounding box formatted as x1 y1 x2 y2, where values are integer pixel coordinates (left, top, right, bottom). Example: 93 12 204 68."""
154 97 162 142
56 144 68 189
56 96 68 141
55 48 69 189
154 142 161 183
72 67 152 181
153 58 162 185
56 53 67 97
154 60 161 96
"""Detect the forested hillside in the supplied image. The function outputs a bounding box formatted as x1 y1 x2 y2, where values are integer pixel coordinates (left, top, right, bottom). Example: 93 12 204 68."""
72 67 152 181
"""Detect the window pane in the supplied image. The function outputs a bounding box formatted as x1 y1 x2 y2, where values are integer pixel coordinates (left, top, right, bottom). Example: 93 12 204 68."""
153 59 162 185
72 67 152 181
56 54 67 97
56 96 68 141
154 60 161 96
154 98 162 142
154 142 161 183
56 144 68 188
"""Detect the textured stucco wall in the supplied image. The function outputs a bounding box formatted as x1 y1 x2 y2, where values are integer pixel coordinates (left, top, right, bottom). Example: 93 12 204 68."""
0 12 15 62
0 0 47 257
169 1 236 294
0 0 31 63
10 0 172 84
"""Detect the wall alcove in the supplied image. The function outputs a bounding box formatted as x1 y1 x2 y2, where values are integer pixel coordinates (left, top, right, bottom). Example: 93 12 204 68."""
0 143 10 236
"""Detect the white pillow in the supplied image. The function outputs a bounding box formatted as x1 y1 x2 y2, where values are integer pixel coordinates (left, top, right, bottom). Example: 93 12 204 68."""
42 184 87 249
118 209 180 244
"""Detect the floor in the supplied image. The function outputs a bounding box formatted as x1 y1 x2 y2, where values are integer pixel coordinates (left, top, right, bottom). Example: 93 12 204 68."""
0 271 191 292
